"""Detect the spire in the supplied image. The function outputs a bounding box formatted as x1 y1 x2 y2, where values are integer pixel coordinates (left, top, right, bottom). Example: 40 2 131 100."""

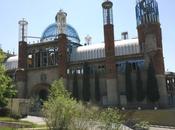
55 10 67 34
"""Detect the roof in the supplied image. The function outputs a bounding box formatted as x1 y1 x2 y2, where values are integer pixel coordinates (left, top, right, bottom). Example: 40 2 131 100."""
4 38 141 70
4 55 18 70
40 23 80 44
70 38 140 61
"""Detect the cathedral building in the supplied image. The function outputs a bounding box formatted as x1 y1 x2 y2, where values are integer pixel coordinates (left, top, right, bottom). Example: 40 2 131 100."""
5 0 172 108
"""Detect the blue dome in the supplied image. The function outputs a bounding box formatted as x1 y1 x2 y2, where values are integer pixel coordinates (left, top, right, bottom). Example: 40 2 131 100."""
41 23 80 43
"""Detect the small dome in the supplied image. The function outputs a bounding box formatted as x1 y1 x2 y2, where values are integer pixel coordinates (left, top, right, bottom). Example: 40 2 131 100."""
41 23 80 44
5 56 18 70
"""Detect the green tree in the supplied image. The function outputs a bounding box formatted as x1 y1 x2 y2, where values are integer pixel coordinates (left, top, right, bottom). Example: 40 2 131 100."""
99 107 123 130
43 79 78 130
147 62 160 103
136 66 145 102
73 71 79 100
95 71 100 102
43 78 125 130
0 49 16 107
125 62 133 102
82 62 90 102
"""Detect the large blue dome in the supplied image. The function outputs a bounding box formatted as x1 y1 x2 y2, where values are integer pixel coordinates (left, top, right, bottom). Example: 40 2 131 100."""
41 23 80 44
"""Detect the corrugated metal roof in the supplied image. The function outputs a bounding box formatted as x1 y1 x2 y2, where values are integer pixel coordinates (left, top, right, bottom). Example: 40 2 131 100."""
4 55 18 70
70 38 140 61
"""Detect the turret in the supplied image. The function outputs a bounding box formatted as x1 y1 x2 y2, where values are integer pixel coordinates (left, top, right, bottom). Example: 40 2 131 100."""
136 0 168 106
55 10 69 79
18 19 28 69
16 19 28 98
102 0 119 106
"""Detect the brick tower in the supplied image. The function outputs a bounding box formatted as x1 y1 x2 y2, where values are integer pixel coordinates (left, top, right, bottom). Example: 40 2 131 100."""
102 0 119 105
55 10 69 82
16 19 28 98
136 0 168 106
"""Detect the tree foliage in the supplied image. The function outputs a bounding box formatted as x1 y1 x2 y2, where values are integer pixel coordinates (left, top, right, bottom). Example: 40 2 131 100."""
43 79 123 130
43 79 77 130
147 62 160 103
125 62 133 102
99 107 123 130
0 49 16 107
136 66 145 102
95 71 100 102
82 62 91 102
73 71 79 100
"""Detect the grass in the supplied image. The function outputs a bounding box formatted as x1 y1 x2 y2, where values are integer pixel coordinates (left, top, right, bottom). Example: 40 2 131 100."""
123 109 175 126
0 116 47 130
0 127 14 130
0 117 35 127
0 117 15 122
0 127 48 130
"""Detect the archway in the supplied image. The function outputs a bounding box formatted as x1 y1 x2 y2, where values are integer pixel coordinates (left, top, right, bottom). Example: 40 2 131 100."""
39 89 48 101
30 83 50 113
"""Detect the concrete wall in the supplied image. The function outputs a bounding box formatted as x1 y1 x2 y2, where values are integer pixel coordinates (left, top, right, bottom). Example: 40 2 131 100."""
7 98 30 116
27 67 58 97
23 63 167 107
67 77 107 104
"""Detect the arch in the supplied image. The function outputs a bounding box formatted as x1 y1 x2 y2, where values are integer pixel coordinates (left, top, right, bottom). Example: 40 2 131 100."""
30 83 51 100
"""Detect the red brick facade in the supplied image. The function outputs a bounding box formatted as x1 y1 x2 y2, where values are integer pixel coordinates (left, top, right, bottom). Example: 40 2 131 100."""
104 24 117 79
137 23 165 75
57 34 68 78
15 69 26 81
18 41 27 69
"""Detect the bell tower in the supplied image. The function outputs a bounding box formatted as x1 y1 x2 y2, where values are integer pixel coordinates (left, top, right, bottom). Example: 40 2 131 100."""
102 0 119 106
55 10 69 80
136 0 168 106
16 19 28 98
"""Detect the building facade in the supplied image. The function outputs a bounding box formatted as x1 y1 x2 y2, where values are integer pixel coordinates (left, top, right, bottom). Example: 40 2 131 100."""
166 72 175 106
4 0 172 108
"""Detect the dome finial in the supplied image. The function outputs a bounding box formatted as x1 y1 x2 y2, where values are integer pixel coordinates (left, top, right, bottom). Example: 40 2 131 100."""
55 10 67 34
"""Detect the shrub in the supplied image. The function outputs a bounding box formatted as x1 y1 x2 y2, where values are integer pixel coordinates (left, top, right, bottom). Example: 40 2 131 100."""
42 79 78 130
95 71 100 102
82 62 91 102
73 71 79 100
0 107 10 116
147 62 160 102
10 112 22 120
99 107 123 130
125 62 133 102
136 66 145 102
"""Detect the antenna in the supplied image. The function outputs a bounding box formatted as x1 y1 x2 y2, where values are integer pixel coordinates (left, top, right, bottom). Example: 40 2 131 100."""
85 35 92 45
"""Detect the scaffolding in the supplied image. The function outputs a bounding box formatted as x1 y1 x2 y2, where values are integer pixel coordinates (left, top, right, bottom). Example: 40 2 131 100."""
136 0 159 26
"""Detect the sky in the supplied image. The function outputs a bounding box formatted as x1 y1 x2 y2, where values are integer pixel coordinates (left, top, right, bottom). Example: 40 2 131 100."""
0 0 175 72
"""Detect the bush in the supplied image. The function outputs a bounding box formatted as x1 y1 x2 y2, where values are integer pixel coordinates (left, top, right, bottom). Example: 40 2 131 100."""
43 79 124 130
134 121 149 130
42 79 78 130
125 62 133 102
0 107 10 116
125 119 149 130
95 71 100 102
99 107 123 130
73 72 79 100
82 62 91 102
147 62 160 102
10 112 22 120
136 66 145 102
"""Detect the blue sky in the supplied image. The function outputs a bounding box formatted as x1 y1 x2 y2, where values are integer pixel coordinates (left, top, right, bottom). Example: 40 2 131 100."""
0 0 175 72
